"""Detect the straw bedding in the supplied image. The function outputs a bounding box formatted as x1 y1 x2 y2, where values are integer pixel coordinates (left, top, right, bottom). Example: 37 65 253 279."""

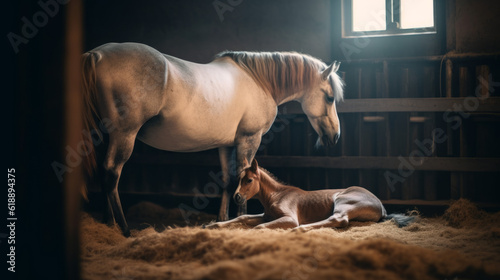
80 199 500 280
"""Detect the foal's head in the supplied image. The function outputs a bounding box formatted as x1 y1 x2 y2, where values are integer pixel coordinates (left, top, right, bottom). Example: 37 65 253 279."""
301 61 344 147
233 159 261 205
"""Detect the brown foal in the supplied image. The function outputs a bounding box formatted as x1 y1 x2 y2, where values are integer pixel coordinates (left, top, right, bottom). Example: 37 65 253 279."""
206 159 412 230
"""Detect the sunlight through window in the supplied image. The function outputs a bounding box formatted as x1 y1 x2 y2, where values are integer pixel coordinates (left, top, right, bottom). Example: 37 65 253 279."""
400 0 434 29
344 0 436 37
352 0 386 32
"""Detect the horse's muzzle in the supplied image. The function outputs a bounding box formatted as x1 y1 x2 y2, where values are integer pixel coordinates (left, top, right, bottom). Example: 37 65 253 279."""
320 132 340 146
234 193 245 205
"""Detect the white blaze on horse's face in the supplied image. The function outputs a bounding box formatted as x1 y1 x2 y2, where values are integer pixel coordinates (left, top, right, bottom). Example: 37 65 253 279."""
301 62 344 147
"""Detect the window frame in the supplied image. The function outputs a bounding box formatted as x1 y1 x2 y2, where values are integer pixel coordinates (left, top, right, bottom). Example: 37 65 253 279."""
342 0 437 38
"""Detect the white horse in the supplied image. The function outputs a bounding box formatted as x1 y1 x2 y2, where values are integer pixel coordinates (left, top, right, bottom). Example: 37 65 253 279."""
81 42 344 236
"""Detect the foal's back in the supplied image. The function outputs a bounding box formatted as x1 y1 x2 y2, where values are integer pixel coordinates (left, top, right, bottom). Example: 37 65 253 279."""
293 186 386 225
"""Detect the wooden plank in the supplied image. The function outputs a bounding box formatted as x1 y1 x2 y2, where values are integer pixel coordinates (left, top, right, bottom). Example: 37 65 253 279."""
446 0 456 51
129 153 500 172
382 199 451 206
279 97 500 114
64 1 83 279
477 65 491 98
381 199 500 208
339 52 500 64
256 156 500 172
382 199 500 208
446 59 453 98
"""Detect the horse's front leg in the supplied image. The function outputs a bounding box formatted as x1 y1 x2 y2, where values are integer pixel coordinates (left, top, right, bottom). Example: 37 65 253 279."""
205 213 265 229
234 134 263 216
217 147 238 221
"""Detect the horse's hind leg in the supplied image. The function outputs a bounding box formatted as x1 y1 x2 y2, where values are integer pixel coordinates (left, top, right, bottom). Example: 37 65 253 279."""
296 202 382 230
101 132 137 236
101 183 114 226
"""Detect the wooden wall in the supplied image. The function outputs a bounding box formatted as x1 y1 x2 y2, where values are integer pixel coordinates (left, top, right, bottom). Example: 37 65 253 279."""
84 0 333 63
82 0 500 214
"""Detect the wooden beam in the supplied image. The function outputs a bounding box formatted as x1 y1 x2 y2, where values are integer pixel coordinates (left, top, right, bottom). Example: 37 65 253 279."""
129 153 500 172
256 156 500 172
381 199 500 208
279 97 500 114
63 1 83 279
339 52 500 64
382 199 451 206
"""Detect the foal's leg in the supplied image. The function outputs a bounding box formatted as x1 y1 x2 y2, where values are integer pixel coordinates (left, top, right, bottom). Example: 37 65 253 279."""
254 216 299 229
295 211 350 231
101 132 137 236
206 213 265 229
296 202 381 230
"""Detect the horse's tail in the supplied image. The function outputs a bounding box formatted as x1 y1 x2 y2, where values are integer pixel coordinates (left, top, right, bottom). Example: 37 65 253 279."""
383 213 418 228
80 51 102 199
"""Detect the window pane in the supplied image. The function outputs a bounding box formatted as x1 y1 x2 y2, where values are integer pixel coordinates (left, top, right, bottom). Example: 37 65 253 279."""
352 0 386 32
400 0 434 29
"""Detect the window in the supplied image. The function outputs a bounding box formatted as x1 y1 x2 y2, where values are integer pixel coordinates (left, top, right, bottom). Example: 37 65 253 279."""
342 0 436 38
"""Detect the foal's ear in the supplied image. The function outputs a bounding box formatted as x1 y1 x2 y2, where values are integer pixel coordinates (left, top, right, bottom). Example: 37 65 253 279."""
321 61 341 80
243 158 251 170
250 158 259 173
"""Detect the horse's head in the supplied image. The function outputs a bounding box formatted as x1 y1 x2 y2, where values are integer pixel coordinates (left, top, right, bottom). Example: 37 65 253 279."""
234 159 261 205
301 61 344 147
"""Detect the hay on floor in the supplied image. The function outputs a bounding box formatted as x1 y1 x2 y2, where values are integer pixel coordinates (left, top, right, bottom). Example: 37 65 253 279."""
80 199 500 280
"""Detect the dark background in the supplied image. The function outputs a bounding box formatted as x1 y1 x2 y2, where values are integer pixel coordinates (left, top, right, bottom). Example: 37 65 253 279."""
4 0 500 279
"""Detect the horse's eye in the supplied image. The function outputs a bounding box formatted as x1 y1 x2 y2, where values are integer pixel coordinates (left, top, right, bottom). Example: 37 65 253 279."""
247 178 253 183
326 95 335 104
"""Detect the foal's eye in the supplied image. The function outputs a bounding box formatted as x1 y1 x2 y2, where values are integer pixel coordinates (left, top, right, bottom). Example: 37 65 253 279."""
247 178 253 183
325 95 335 104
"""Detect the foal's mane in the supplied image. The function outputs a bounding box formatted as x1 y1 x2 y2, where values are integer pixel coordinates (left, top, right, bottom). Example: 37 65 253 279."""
216 51 343 102
257 167 287 187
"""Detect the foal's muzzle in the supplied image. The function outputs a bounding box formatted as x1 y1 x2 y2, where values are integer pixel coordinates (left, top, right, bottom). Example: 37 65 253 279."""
234 193 245 205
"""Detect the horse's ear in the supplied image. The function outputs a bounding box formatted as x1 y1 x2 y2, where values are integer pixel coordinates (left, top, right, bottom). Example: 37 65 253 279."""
333 61 341 72
250 158 259 173
321 61 341 80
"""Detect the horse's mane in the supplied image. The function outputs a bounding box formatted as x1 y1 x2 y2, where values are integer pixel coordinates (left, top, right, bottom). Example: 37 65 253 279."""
216 51 343 102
